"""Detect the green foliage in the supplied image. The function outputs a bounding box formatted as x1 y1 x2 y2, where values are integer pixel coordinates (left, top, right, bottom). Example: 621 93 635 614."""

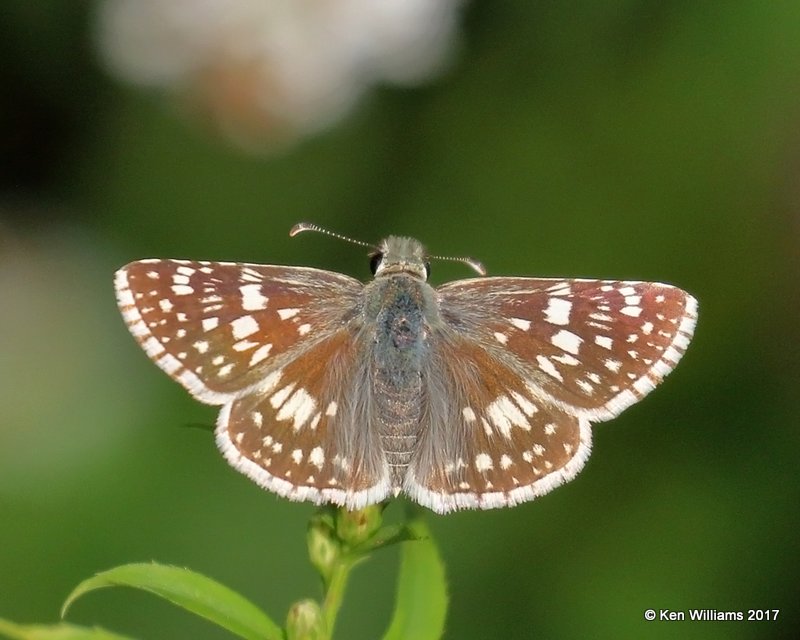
1 507 448 640
61 564 282 640
383 518 447 640
0 619 133 640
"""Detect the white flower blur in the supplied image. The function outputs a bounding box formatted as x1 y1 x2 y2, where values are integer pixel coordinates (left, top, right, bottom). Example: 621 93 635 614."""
97 0 465 150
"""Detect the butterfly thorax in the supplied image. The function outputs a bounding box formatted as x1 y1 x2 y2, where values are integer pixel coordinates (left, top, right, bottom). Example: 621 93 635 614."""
364 272 437 480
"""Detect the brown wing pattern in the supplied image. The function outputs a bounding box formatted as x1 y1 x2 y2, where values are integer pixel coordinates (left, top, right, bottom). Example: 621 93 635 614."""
406 276 696 513
407 335 591 512
216 329 393 509
437 277 697 420
115 260 362 403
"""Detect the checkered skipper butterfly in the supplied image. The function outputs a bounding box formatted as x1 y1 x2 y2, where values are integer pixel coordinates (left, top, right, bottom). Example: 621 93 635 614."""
115 223 697 513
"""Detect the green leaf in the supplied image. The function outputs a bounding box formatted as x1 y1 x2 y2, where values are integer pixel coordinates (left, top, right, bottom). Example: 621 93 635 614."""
0 618 135 640
61 563 283 640
382 519 448 640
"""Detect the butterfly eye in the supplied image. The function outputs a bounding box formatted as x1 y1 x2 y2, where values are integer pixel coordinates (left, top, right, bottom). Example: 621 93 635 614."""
369 252 383 275
424 261 431 279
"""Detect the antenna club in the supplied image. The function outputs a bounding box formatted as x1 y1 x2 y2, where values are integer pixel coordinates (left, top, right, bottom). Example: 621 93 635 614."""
468 259 488 276
289 222 318 237
430 254 487 276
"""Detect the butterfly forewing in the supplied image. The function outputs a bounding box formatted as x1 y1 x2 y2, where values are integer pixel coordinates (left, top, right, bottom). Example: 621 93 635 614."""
115 260 362 402
438 278 697 419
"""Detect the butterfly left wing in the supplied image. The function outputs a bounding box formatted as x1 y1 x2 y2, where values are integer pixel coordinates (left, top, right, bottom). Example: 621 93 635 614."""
216 327 395 509
115 259 363 404
116 258 393 508
405 277 697 513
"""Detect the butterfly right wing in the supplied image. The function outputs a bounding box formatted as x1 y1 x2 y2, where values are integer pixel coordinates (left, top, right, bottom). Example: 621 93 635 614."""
405 276 696 513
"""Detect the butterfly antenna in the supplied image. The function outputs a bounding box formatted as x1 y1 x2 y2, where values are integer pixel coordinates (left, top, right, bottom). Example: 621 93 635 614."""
430 253 487 276
289 222 376 250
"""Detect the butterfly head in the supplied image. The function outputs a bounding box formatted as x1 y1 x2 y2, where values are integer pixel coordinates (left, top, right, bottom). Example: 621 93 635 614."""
370 236 430 281
289 222 486 279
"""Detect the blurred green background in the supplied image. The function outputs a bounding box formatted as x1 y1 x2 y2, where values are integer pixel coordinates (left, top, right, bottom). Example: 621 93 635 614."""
2 2 799 639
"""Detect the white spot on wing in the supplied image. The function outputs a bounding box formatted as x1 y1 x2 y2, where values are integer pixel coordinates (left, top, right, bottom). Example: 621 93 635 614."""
249 343 272 366
537 355 563 382
510 391 538 416
551 329 583 355
240 283 269 311
172 285 193 296
595 335 613 349
510 317 531 331
576 379 594 395
270 383 296 409
278 308 299 320
544 298 572 326
231 315 259 340
276 388 317 431
309 446 325 470
193 340 209 354
233 340 258 352
486 395 530 437
218 363 234 377
475 453 493 472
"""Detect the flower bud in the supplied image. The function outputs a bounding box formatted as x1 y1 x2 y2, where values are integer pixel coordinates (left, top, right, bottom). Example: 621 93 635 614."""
286 599 325 640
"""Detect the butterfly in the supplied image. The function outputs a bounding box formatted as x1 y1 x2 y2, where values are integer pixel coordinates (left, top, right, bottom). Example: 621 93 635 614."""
115 223 697 514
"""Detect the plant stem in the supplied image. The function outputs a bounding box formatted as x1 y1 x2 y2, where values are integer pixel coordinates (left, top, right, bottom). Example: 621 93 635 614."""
322 557 354 638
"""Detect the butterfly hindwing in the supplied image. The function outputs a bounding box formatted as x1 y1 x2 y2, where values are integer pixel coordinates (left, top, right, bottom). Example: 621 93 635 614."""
215 327 393 509
407 333 591 512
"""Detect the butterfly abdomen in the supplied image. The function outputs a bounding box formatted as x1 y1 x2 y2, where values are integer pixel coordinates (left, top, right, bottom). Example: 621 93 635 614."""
369 277 432 478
